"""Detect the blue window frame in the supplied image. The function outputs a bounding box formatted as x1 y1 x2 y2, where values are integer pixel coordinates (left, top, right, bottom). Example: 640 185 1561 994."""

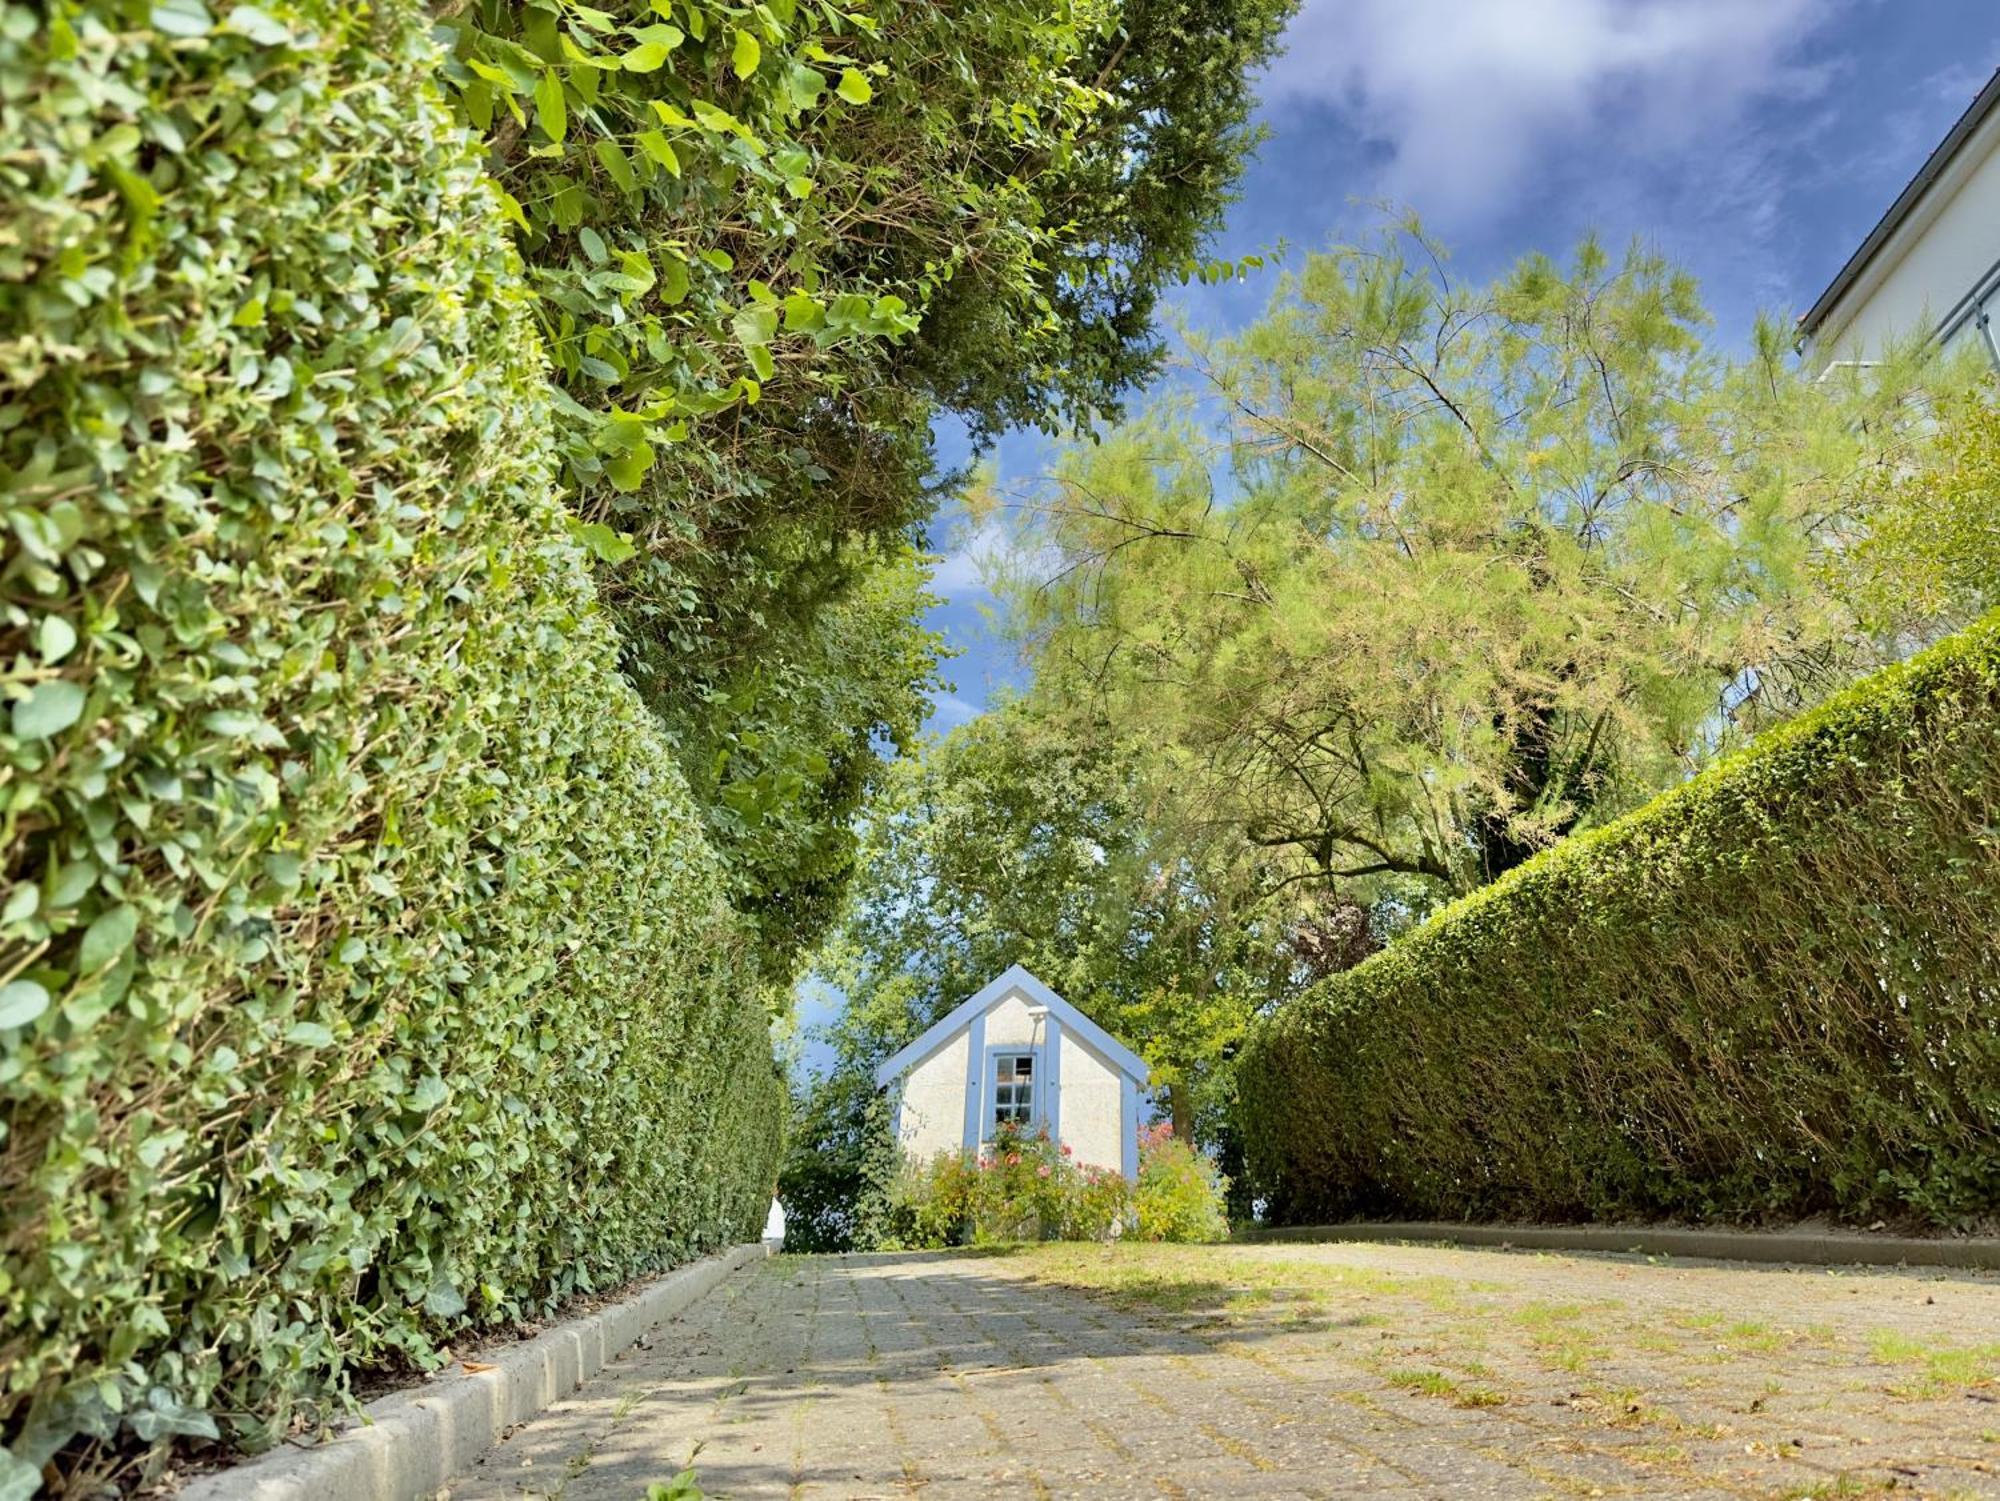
984 1045 1041 1134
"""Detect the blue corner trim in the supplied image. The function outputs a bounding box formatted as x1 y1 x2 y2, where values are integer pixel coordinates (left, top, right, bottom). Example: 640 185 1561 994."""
873 963 1150 1089
1120 1073 1139 1182
1043 1017 1062 1144
960 1010 985 1150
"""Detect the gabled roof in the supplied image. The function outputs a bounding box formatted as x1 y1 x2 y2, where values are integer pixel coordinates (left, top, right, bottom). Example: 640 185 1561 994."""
872 963 1150 1089
1799 67 2000 341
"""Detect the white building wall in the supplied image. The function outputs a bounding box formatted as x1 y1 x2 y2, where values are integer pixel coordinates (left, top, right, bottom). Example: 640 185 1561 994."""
1058 1031 1124 1173
1811 114 2000 370
982 991 1038 1047
890 986 1136 1175
896 1030 968 1162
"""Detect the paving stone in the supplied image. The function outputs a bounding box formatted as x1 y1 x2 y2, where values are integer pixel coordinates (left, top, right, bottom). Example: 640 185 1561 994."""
441 1243 2000 1500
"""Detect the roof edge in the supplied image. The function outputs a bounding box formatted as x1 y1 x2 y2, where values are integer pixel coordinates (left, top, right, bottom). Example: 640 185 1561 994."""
1799 67 2000 341
872 963 1151 1089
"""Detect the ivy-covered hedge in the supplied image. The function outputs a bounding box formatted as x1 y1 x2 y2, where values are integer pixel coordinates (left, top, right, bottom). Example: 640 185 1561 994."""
1239 613 2000 1230
0 0 781 1488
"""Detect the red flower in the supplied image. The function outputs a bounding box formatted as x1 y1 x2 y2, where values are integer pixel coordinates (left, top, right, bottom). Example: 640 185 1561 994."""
1060 1144 1073 1157
1037 1164 1051 1178
1006 1152 1020 1165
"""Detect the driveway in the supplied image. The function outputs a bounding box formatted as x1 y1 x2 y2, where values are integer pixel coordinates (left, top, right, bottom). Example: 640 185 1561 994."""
443 1241 2000 1499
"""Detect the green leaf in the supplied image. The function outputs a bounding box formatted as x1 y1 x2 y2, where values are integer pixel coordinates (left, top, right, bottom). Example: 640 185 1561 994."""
747 343 775 381
575 521 639 562
535 69 567 143
150 0 213 36
79 905 138 974
465 58 519 90
636 130 680 176
657 255 689 304
786 64 825 109
731 305 778 347
425 1279 467 1318
593 138 637 195
621 40 674 71
731 28 760 79
13 680 86 739
836 68 871 105
408 1073 449 1111
0 1445 44 1501
0 981 50 1030
37 616 78 665
603 444 655 494
493 188 531 232
284 1021 334 1048
781 292 822 331
221 4 290 44
200 709 266 737
4 885 39 924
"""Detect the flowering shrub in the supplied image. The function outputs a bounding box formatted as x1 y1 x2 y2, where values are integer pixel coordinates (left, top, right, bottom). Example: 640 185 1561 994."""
890 1124 1132 1246
890 1121 1232 1245
1132 1125 1232 1243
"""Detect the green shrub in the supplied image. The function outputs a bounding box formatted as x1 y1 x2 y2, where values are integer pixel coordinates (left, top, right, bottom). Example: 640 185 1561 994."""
0 0 780 1490
1131 1125 1230 1243
1238 611 2000 1230
892 1149 985 1248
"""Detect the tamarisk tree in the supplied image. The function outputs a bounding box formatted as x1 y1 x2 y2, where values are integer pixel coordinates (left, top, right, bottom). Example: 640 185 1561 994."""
990 224 1950 912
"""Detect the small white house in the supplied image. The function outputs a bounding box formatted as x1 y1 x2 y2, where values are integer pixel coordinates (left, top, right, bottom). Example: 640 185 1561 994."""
873 964 1149 1180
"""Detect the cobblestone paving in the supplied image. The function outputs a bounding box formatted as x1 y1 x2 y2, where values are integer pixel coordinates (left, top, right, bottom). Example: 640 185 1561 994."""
444 1242 2000 1500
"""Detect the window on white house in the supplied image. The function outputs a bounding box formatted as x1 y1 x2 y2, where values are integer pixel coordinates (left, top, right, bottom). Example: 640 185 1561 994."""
992 1052 1035 1129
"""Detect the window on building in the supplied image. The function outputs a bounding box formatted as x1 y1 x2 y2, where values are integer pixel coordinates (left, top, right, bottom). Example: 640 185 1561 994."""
992 1052 1035 1129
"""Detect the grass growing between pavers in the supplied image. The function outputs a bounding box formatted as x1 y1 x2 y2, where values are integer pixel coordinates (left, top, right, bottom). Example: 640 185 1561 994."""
986 1240 2000 1498
1868 1331 2000 1398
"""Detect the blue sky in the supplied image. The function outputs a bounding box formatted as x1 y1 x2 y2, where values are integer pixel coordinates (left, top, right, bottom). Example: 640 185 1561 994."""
795 1 1999 1069
920 0 2000 733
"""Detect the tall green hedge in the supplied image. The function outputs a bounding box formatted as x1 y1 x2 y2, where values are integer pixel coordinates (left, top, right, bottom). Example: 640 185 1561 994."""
0 0 781 1488
1239 613 2000 1230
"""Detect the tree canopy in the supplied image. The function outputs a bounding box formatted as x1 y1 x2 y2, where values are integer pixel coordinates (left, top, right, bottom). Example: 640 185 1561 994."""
434 0 1298 976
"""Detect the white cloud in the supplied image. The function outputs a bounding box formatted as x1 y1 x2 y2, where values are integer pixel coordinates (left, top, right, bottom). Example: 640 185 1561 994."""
1264 0 1836 220
928 520 1007 598
928 693 985 729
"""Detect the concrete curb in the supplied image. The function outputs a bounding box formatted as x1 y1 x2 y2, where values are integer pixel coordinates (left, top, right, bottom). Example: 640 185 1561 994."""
181 1242 772 1501
1240 1221 2000 1269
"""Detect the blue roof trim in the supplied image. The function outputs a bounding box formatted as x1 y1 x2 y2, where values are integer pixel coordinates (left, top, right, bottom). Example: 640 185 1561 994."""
872 963 1150 1089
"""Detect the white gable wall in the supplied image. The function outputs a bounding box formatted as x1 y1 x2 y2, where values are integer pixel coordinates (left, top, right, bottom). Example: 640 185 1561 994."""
1057 1029 1124 1173
888 984 1135 1175
982 991 1037 1046
896 1029 968 1162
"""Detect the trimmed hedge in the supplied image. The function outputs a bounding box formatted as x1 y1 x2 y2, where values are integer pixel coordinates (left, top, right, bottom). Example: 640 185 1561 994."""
1239 613 2000 1230
0 0 781 1486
